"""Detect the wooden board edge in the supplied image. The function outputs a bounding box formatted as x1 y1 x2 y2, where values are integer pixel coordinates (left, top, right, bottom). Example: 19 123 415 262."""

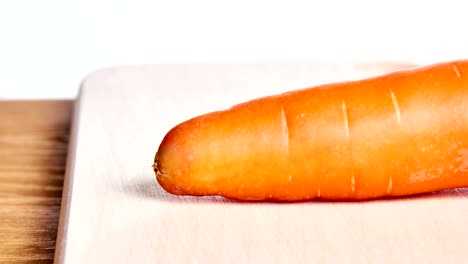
53 88 84 264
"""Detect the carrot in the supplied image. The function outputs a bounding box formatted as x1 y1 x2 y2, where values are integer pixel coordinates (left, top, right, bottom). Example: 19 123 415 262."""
153 60 468 201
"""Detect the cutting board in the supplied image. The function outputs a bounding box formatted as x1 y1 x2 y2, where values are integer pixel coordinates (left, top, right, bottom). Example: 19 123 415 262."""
54 62 468 264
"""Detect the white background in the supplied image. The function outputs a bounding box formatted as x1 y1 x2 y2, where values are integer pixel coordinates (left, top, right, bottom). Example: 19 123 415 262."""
1 0 468 99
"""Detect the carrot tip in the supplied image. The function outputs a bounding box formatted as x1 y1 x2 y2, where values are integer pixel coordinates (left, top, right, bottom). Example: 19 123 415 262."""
152 157 161 175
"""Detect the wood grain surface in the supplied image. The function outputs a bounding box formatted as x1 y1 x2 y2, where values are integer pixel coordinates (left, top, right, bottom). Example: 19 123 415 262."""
54 63 468 264
0 100 72 263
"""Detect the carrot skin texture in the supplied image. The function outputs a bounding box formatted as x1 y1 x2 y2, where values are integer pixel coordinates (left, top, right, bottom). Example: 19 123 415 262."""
154 60 468 201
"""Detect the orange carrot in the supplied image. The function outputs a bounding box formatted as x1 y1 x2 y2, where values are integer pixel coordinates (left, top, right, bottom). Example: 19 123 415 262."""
154 60 468 201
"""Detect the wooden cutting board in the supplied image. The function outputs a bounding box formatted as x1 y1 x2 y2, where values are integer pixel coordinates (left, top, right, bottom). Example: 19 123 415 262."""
54 62 468 264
